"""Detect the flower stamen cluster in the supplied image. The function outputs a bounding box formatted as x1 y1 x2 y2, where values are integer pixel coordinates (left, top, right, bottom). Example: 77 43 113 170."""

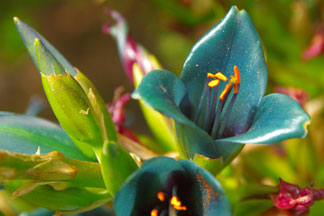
150 186 187 216
194 65 241 139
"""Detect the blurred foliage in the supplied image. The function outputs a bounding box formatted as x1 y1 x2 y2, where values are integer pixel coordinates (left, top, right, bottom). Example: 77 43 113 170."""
0 0 61 63
148 0 324 98
2 0 324 111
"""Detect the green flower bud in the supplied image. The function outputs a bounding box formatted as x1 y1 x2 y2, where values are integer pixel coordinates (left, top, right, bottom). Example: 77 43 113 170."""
15 19 138 196
41 71 102 159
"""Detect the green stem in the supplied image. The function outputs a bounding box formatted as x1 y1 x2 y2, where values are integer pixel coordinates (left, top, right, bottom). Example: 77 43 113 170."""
95 141 138 196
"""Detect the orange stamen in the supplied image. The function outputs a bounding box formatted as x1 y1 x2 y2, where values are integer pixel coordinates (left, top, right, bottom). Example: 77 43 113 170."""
233 65 241 94
150 209 159 216
233 65 240 84
219 83 231 100
208 79 220 88
170 196 187 211
157 192 165 202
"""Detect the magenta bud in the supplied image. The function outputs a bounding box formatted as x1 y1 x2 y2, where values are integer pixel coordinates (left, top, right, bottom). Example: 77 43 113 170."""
271 179 324 215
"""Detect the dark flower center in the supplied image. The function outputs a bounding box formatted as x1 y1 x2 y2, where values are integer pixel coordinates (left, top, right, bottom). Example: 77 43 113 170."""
148 171 195 216
150 185 187 216
194 65 240 139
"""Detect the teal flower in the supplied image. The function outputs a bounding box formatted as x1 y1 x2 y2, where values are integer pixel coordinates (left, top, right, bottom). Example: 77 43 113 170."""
132 6 310 164
114 157 231 216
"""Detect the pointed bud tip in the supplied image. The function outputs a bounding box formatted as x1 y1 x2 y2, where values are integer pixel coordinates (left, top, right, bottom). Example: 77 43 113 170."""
233 5 245 14
13 16 19 23
34 38 41 44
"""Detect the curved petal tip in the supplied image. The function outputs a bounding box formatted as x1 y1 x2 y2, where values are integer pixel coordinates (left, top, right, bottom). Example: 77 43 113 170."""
303 120 311 137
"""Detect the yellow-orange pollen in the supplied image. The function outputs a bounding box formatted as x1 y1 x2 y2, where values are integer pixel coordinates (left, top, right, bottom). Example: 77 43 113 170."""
170 195 187 211
208 65 241 100
157 192 165 202
150 192 187 215
150 209 159 216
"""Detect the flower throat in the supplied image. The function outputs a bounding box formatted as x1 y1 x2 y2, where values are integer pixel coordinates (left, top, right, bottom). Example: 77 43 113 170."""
150 185 187 216
194 65 241 139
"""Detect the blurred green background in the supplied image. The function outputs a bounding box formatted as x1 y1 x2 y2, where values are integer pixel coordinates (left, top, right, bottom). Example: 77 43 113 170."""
1 0 323 122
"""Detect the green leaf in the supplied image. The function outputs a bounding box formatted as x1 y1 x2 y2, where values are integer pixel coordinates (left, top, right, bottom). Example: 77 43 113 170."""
4 180 111 214
0 112 88 161
0 150 105 188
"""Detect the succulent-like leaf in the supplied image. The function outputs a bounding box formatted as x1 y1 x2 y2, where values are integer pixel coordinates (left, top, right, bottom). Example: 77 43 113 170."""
0 150 105 188
0 112 88 161
4 179 111 214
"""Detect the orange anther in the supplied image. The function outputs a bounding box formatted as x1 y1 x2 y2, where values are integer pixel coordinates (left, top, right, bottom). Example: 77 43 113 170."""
208 79 220 88
233 65 240 84
207 72 227 81
219 83 231 100
207 73 215 78
150 209 159 216
170 196 187 211
157 192 165 202
214 72 228 81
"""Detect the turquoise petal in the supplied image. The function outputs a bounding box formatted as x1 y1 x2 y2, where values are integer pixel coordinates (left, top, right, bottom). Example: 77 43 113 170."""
0 112 89 161
114 157 231 216
181 6 267 135
179 160 232 216
132 69 192 127
215 93 310 145
176 122 218 158
14 17 77 76
114 157 185 216
133 70 220 158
